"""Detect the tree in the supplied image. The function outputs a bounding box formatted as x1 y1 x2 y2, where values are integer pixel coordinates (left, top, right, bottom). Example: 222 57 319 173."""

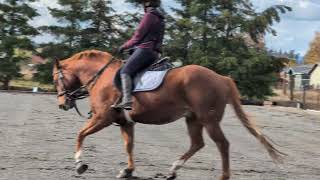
268 49 299 66
164 0 193 64
33 43 71 84
40 0 92 56
80 0 123 51
33 61 54 84
35 0 132 83
36 0 117 83
170 0 291 99
183 0 291 99
304 32 320 64
0 0 39 89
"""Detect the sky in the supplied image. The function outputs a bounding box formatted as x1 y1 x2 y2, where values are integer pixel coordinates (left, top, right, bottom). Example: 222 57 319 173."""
29 0 320 57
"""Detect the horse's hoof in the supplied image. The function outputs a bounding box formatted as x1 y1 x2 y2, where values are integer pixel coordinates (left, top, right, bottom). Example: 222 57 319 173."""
219 175 230 180
166 172 177 180
76 161 88 175
116 168 133 178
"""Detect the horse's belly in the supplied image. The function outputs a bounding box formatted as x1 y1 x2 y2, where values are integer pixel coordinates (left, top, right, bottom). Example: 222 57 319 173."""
131 106 186 125
137 115 182 125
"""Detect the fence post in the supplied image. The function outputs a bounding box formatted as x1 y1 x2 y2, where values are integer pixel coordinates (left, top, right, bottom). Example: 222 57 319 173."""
289 71 294 101
302 85 306 109
283 73 287 95
317 89 320 107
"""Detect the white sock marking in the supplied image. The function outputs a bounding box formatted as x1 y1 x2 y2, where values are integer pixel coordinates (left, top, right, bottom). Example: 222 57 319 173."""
124 110 135 124
75 150 82 163
170 160 185 173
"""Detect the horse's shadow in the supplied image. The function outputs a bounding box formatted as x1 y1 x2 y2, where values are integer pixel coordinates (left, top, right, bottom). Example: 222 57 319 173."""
127 173 169 180
126 177 155 180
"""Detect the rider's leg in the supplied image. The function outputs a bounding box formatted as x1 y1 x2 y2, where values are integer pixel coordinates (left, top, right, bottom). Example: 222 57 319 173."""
123 48 159 74
114 48 158 110
116 73 133 110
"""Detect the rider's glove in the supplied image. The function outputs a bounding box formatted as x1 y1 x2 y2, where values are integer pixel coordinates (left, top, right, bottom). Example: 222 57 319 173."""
117 46 125 54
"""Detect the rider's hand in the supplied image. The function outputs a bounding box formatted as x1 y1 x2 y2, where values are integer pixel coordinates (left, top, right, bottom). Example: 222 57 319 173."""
117 46 125 54
128 47 136 55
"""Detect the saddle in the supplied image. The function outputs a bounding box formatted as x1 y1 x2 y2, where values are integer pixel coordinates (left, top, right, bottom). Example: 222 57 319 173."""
114 57 174 92
145 57 174 71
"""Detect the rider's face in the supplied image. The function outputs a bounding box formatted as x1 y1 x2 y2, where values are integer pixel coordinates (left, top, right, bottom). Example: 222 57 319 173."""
143 2 151 9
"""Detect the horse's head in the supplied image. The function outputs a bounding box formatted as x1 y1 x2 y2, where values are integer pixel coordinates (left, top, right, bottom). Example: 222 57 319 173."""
53 59 81 111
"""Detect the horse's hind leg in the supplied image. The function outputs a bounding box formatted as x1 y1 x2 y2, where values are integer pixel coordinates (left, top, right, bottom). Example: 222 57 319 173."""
168 113 205 179
205 122 230 180
117 123 135 178
75 114 112 174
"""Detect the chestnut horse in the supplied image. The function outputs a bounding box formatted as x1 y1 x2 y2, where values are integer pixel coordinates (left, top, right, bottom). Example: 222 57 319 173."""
53 50 284 180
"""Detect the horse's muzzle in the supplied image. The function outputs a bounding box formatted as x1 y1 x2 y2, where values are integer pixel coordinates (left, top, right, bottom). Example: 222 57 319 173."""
58 98 75 111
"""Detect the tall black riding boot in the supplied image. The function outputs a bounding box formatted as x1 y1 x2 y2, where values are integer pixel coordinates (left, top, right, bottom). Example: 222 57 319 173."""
113 74 133 110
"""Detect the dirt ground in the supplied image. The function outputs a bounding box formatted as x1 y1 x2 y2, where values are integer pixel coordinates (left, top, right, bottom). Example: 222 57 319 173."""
0 92 320 180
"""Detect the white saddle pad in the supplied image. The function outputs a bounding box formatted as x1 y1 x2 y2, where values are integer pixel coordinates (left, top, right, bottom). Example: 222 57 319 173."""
133 70 169 92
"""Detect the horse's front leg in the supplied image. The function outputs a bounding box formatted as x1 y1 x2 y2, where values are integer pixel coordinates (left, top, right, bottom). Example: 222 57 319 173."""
75 113 113 174
117 123 135 178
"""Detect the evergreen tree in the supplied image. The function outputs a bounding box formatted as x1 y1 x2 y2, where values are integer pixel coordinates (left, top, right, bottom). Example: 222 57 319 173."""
33 43 71 84
33 60 54 84
35 0 126 83
164 0 193 64
35 0 91 84
80 0 122 51
0 0 39 89
177 0 291 99
268 49 298 66
304 32 320 64
40 0 91 58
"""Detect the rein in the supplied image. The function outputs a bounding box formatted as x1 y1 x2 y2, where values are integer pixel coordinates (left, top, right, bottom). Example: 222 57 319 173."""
57 55 118 118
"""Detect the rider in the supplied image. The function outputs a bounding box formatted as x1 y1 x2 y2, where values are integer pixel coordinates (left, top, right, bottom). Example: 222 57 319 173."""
114 0 165 110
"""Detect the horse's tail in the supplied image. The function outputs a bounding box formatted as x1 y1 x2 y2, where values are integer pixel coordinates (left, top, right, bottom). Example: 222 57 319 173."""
227 78 286 163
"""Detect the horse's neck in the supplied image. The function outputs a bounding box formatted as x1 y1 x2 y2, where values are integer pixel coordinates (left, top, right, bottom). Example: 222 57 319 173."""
76 59 121 89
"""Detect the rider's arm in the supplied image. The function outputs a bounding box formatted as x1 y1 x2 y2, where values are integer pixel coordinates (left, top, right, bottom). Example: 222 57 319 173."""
121 12 157 50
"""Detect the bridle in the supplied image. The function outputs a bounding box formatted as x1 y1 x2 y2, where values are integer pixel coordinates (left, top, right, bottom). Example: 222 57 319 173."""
54 55 118 118
55 69 89 101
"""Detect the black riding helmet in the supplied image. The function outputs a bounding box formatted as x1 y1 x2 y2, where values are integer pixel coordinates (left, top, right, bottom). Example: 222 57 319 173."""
137 0 161 7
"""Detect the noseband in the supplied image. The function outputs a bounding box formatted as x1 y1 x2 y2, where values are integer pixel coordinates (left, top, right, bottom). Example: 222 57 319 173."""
56 70 70 98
